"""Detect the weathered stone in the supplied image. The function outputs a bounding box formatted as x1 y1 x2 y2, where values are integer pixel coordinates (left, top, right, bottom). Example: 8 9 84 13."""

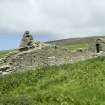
88 38 105 53
3 45 71 71
19 31 34 51
76 48 84 53
0 65 10 72
19 31 49 51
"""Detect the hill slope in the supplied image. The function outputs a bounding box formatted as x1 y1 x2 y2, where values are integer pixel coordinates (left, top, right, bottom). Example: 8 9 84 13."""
46 36 105 51
1 57 105 105
46 36 105 45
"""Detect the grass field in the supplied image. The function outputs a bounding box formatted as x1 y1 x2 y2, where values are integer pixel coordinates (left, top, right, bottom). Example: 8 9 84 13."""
62 43 89 51
47 36 105 51
0 49 17 58
1 57 105 105
0 50 11 58
0 37 105 105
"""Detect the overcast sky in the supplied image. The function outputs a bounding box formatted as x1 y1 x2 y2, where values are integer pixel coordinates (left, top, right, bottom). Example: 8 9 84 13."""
0 0 105 50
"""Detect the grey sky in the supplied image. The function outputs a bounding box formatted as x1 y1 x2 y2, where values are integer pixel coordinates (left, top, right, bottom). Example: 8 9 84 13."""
0 0 105 39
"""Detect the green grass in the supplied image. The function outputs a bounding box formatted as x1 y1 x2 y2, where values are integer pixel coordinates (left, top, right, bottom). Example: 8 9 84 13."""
0 49 18 59
62 43 89 51
0 50 11 58
0 49 15 58
1 57 105 105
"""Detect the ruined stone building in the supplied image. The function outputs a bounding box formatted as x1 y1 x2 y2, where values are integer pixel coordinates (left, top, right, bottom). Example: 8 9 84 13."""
0 31 72 73
1 31 105 74
95 39 102 53
88 38 105 53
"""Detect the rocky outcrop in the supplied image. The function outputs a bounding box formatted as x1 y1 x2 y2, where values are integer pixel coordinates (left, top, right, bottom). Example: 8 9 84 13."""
0 31 72 74
0 65 10 71
4 45 71 71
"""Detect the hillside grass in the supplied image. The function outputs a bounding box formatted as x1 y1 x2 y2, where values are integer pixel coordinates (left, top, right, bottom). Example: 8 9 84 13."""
1 57 105 105
0 50 11 58
63 43 89 51
0 49 18 58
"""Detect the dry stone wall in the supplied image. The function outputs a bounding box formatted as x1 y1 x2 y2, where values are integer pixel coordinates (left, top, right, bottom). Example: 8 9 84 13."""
1 46 71 72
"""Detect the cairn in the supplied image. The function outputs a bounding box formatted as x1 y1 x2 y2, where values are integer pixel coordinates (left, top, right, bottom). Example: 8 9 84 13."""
19 31 35 51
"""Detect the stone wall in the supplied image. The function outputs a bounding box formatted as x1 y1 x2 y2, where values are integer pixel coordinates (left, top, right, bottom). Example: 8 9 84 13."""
88 38 105 53
4 46 71 71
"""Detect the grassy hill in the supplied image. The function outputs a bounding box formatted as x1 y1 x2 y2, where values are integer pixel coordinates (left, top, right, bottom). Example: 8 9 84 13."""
0 49 18 58
46 36 105 45
0 50 12 58
46 36 105 51
1 57 105 105
1 36 105 105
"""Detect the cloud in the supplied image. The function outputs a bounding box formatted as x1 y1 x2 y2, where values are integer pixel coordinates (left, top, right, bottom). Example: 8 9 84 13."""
0 0 105 39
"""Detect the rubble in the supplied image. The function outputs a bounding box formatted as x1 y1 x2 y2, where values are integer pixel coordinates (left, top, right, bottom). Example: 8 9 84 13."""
1 31 105 75
0 31 71 74
0 65 11 72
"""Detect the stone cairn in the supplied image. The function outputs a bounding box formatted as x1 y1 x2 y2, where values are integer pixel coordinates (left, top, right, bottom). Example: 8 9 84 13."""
19 31 35 51
0 31 51 74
